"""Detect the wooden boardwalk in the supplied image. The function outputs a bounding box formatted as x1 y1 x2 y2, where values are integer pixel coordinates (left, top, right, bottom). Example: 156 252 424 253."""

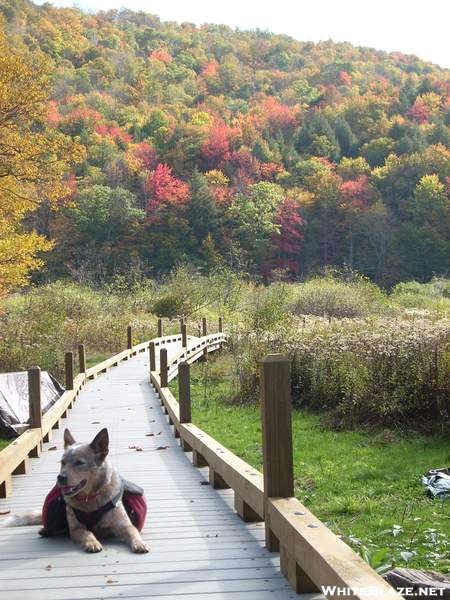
0 343 321 600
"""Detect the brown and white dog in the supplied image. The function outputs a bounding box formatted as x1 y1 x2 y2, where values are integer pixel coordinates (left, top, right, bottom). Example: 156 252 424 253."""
1 428 149 554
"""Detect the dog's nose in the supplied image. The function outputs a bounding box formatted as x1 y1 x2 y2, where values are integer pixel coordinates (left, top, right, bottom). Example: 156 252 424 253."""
57 474 67 485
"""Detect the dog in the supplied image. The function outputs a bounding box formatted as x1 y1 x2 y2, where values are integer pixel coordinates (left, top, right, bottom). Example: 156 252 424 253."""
1 428 149 554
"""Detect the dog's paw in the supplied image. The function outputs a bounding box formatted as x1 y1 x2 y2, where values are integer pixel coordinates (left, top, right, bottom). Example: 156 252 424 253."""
131 539 149 553
83 540 103 553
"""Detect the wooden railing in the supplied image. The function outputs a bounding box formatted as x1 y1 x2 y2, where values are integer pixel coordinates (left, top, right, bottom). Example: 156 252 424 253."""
0 317 402 599
0 318 225 499
152 342 402 600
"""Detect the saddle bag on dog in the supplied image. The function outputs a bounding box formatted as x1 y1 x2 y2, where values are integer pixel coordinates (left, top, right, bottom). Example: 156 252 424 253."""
39 478 147 536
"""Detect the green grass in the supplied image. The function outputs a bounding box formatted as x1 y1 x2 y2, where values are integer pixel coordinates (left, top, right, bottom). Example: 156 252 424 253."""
170 354 450 574
0 438 10 450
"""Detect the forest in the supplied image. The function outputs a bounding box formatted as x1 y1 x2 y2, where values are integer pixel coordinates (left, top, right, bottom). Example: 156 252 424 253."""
0 0 449 296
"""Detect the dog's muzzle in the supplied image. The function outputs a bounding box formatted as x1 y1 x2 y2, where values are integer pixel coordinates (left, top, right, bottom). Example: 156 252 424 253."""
58 479 87 497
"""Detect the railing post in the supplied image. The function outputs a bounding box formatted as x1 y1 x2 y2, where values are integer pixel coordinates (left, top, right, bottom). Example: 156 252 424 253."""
260 354 293 552
78 344 86 374
127 325 133 350
178 362 192 452
178 362 191 423
218 316 223 333
181 323 187 348
65 352 74 391
157 318 163 337
202 317 207 337
159 348 168 388
28 367 42 429
28 366 42 459
149 342 156 373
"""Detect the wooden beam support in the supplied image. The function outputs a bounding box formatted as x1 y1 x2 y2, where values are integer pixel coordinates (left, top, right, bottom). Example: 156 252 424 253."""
234 492 262 522
210 467 230 489
192 449 208 467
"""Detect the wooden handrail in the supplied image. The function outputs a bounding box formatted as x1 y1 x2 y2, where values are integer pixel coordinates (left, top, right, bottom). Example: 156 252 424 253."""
0 324 225 499
151 341 401 599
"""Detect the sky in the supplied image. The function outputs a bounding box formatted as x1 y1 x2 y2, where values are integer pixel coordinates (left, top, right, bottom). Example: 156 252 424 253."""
34 0 450 69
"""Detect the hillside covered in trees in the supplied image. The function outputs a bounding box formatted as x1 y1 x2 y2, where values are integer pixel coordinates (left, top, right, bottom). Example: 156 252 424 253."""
1 0 449 289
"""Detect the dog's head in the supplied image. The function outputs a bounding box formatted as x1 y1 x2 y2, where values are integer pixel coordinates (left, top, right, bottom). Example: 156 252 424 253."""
57 428 109 498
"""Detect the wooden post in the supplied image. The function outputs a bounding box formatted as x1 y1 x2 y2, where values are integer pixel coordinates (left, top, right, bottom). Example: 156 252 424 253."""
65 352 74 391
157 318 163 337
160 348 168 387
149 342 156 372
178 362 192 451
181 323 187 348
28 367 42 429
218 316 223 333
127 325 133 350
202 317 207 337
28 367 42 458
260 354 293 552
178 362 191 423
78 344 86 374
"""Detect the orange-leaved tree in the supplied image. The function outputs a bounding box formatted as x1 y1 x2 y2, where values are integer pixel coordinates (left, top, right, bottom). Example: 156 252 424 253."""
0 18 82 297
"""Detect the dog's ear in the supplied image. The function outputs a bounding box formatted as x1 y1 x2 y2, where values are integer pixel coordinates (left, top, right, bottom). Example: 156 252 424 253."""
90 428 109 462
64 428 76 448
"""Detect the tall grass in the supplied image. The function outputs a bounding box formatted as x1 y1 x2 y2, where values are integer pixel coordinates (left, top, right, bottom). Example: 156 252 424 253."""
0 281 155 379
0 271 449 433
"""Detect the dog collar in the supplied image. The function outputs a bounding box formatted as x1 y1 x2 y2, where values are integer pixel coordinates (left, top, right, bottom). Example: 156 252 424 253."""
76 490 102 502
72 479 125 530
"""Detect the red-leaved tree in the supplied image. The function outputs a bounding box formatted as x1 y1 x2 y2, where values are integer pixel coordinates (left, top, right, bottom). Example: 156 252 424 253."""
145 163 191 215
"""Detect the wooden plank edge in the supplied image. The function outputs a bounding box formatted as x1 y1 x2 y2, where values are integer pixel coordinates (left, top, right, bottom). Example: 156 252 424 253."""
41 388 78 436
267 497 402 599
0 428 42 486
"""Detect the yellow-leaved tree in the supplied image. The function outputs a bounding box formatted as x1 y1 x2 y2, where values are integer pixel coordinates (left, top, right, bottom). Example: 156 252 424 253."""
0 17 82 297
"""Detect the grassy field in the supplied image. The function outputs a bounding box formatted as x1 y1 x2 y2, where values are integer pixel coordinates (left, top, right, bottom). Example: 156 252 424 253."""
170 353 450 574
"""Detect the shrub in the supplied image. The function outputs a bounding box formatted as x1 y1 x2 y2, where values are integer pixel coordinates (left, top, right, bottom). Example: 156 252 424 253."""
291 275 390 318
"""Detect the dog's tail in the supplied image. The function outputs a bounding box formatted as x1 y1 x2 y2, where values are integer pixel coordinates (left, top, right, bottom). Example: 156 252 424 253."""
0 511 41 527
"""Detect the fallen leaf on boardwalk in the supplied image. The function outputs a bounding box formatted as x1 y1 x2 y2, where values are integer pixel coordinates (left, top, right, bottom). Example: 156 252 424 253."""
156 431 162 435
156 446 168 450
106 579 118 584
45 565 52 571
0 510 11 515
91 421 100 424
200 481 209 486
149 420 155 423
135 447 143 451
145 433 154 437
47 446 57 451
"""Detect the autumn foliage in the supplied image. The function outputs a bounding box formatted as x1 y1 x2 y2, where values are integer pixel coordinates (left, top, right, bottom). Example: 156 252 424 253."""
0 1 448 286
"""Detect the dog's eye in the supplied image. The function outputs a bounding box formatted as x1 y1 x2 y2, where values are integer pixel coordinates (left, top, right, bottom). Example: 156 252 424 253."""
75 459 86 467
